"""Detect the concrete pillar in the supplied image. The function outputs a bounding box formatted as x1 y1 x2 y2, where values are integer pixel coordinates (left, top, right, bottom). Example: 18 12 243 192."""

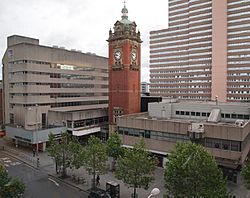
15 138 18 148
42 142 46 151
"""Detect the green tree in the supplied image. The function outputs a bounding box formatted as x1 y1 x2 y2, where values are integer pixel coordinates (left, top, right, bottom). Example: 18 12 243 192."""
47 132 82 177
0 164 25 198
241 160 250 189
106 133 124 170
84 136 108 189
164 142 229 198
115 139 155 198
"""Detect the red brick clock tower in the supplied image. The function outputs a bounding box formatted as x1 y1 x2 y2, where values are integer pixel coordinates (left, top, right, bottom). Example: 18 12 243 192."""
107 4 142 132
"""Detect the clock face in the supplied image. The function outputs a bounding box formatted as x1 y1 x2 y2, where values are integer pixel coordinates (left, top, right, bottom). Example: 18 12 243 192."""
131 51 137 61
114 50 121 61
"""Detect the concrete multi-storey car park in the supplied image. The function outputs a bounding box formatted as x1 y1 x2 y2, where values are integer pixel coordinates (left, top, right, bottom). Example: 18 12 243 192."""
117 99 250 182
2 35 108 150
150 0 250 102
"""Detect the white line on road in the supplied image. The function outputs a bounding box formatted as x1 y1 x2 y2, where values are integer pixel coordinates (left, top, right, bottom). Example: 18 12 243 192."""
48 178 60 187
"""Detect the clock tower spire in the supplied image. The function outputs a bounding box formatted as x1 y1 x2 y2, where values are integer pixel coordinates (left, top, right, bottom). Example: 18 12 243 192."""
107 3 142 133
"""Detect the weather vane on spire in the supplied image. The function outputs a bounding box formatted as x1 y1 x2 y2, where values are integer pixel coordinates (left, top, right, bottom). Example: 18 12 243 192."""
121 0 128 19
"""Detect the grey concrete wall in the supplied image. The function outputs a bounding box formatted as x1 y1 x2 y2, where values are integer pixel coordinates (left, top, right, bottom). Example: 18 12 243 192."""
6 125 66 144
7 35 39 47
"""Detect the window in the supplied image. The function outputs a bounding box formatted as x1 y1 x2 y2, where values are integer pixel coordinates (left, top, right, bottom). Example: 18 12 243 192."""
176 111 180 115
185 111 190 116
222 140 230 150
214 139 221 149
225 114 230 118
244 115 250 119
191 112 195 116
205 138 213 147
10 113 14 124
231 141 241 152
113 107 123 123
196 112 200 116
238 114 243 119
231 114 237 119
202 112 206 117
145 130 150 138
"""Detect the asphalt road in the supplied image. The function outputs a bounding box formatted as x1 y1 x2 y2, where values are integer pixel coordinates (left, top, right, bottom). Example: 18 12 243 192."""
0 153 89 198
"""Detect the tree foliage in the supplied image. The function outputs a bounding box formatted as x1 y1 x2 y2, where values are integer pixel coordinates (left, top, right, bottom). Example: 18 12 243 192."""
47 132 82 177
0 164 25 198
164 142 229 198
84 136 108 189
106 133 124 170
115 139 155 198
106 133 124 159
241 159 250 189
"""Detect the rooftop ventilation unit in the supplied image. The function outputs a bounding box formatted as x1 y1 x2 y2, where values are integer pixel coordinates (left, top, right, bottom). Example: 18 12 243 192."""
235 120 245 127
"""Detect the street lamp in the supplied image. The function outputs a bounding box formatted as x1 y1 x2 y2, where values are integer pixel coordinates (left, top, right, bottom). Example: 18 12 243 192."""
147 188 160 198
35 104 39 154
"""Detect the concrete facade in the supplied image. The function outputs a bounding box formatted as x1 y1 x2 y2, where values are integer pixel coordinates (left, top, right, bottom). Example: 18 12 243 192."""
117 100 250 181
150 0 250 102
2 35 108 148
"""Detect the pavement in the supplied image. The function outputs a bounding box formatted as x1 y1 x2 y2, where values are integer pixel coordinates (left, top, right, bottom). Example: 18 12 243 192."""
0 137 165 198
1 137 250 198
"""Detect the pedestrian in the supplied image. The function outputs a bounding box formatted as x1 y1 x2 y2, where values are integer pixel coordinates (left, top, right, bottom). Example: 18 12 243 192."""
37 157 40 168
96 174 100 186
32 148 35 157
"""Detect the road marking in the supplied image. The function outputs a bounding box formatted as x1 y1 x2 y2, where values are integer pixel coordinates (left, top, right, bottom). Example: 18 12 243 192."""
1 157 9 160
48 178 60 187
0 157 22 167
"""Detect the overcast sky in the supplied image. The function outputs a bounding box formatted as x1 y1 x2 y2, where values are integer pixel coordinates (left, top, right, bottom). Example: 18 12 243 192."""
0 0 168 81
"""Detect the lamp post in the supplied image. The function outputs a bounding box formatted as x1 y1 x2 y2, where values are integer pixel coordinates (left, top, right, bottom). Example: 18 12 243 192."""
35 104 39 154
147 188 160 198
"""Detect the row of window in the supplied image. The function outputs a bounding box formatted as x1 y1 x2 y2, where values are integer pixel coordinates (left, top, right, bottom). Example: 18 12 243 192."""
151 95 210 100
150 40 212 51
150 63 211 70
11 82 108 89
118 127 242 152
118 127 189 142
176 110 250 120
151 80 210 84
10 100 108 108
151 69 210 74
9 60 108 73
150 29 211 42
150 46 211 55
153 90 208 94
50 100 108 108
228 90 250 94
228 97 250 101
150 35 211 47
11 70 108 80
71 116 108 128
203 138 241 152
151 74 210 79
150 52 212 61
10 93 107 97
150 58 212 65
150 85 209 89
